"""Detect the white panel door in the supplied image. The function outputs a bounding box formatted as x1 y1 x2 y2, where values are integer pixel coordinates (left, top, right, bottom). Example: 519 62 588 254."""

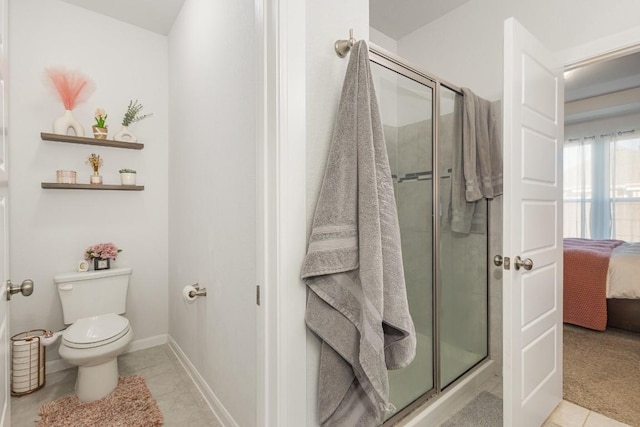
503 17 564 427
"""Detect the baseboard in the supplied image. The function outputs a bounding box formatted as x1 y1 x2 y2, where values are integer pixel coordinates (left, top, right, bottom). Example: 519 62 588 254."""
167 335 238 427
124 334 168 353
401 359 497 427
46 358 74 374
46 333 169 374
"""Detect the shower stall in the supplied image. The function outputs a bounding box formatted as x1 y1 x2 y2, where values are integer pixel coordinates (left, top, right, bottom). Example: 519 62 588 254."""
369 47 490 422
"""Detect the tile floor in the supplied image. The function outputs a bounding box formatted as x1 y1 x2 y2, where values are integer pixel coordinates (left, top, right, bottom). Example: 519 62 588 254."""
12 349 632 427
543 400 632 427
11 344 221 427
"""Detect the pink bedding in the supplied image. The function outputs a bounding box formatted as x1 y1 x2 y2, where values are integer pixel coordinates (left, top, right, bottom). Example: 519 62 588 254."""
563 238 624 331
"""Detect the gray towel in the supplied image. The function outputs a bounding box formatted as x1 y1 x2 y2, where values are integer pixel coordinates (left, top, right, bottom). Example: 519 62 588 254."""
451 88 502 234
462 88 502 201
301 40 416 426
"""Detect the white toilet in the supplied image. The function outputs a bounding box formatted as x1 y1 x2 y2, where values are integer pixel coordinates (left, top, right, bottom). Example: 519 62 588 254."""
54 267 133 402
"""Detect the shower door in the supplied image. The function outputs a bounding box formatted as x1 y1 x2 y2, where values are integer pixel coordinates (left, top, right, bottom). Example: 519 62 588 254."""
370 56 436 412
438 87 488 389
370 47 489 422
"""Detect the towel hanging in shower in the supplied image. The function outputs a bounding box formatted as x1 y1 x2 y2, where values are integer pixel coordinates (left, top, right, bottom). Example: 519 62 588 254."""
450 88 502 234
301 40 416 426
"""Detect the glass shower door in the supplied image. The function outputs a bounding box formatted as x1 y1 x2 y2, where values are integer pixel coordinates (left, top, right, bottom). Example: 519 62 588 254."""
370 59 435 413
438 86 488 388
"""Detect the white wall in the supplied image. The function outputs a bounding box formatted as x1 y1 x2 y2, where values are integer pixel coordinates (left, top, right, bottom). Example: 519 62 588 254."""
305 1 368 424
566 111 640 140
9 0 169 359
168 1 257 426
398 0 640 100
370 27 397 53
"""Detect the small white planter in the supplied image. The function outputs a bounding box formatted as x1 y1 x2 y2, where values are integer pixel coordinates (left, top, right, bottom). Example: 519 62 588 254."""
120 173 137 186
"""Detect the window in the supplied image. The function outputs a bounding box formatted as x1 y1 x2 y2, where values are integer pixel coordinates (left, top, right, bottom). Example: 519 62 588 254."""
563 129 640 241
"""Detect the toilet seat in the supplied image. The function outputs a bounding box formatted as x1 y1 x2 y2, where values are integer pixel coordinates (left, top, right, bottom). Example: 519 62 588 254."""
62 313 130 349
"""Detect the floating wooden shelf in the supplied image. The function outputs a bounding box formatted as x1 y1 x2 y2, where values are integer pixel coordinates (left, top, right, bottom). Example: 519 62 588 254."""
41 132 144 150
41 183 144 191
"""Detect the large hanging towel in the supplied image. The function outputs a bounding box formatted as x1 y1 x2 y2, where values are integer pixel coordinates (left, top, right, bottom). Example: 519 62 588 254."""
301 40 416 426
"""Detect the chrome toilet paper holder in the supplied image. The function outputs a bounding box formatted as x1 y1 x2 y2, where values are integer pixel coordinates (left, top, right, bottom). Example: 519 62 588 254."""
188 283 207 298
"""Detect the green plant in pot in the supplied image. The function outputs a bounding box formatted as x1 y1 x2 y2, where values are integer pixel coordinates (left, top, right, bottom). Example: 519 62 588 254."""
113 100 152 143
119 168 137 186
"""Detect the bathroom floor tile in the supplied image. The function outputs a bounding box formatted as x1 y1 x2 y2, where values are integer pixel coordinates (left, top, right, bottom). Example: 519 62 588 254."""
546 400 590 427
10 344 220 426
584 412 631 427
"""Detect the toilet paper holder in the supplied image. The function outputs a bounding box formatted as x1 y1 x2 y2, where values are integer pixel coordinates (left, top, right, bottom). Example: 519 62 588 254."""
188 283 207 298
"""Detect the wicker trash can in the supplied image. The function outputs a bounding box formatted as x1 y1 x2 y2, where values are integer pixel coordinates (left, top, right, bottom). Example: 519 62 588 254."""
11 329 47 396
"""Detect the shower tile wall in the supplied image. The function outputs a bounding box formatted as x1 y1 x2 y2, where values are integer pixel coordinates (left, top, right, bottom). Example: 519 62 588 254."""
384 120 434 339
384 119 435 411
396 119 433 338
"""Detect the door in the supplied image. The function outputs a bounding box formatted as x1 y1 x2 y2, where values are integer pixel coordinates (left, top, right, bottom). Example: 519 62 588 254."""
0 0 8 423
502 17 564 427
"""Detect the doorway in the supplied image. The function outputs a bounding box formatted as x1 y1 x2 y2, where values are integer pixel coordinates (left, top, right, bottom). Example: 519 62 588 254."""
560 47 640 426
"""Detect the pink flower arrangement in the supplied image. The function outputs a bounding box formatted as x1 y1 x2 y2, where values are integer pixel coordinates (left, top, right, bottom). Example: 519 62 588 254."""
84 242 122 261
45 67 95 110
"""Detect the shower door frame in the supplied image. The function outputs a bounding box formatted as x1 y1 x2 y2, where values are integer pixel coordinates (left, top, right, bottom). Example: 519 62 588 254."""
370 45 491 425
370 48 439 409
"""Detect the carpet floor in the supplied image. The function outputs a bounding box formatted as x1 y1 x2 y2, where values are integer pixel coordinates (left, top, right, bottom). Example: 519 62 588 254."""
37 375 163 427
440 391 502 427
564 324 640 426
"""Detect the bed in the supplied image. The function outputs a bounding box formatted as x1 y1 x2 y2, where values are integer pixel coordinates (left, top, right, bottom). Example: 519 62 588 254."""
563 238 640 332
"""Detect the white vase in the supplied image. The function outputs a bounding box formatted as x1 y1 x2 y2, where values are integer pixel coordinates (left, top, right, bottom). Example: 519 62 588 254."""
120 173 136 186
113 126 137 143
53 109 84 137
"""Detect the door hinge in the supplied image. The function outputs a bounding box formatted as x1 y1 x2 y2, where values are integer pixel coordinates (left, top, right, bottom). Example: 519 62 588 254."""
256 285 261 306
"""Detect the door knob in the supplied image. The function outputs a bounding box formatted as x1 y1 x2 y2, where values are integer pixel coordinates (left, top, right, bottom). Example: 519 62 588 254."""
7 279 34 300
493 255 503 266
514 256 533 271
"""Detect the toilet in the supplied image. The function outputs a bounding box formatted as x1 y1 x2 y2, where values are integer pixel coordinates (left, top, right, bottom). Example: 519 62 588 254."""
54 267 133 402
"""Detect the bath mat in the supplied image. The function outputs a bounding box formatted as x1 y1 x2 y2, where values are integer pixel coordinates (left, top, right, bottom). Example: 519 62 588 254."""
38 375 163 427
440 391 502 427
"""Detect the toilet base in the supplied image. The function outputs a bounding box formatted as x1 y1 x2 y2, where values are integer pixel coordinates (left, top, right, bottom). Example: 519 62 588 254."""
76 358 119 402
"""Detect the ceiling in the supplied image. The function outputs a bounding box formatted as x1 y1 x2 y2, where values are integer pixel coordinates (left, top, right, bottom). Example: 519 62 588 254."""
63 0 469 40
370 0 471 40
565 51 640 123
59 0 186 35
565 51 640 102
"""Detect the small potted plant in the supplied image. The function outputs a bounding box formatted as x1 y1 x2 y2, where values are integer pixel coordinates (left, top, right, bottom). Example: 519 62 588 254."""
92 108 108 139
114 100 153 143
86 153 103 184
119 168 137 186
84 242 122 270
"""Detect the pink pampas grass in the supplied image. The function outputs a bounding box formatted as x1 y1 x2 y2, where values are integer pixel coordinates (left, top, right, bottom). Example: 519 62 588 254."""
45 67 95 110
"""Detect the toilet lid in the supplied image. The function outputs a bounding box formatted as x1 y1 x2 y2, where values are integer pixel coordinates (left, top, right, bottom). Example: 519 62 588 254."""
63 313 130 349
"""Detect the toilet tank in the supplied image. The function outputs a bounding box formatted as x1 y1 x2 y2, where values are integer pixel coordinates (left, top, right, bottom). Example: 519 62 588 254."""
54 267 132 324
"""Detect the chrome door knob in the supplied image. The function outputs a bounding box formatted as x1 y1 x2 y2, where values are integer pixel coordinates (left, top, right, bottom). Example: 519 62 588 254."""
514 256 533 271
493 255 503 266
7 279 34 300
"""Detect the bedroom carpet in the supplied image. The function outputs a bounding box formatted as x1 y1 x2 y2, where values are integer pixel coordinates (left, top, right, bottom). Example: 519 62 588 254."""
37 375 163 426
564 324 640 426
